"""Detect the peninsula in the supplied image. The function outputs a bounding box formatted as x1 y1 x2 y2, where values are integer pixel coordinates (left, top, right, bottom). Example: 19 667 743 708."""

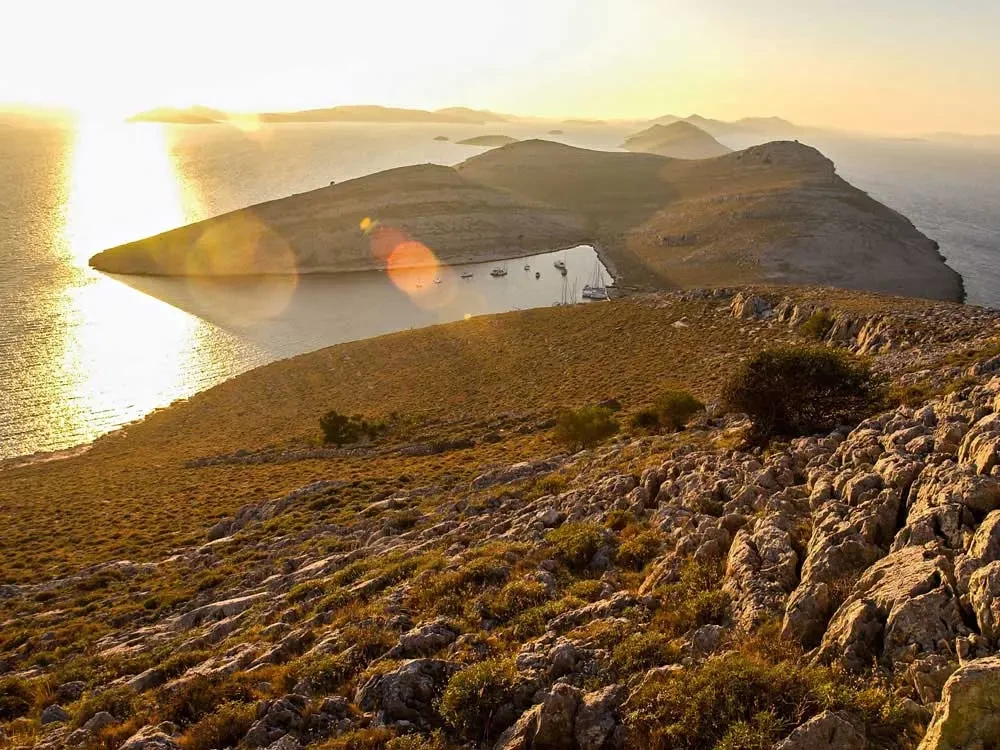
91 139 963 302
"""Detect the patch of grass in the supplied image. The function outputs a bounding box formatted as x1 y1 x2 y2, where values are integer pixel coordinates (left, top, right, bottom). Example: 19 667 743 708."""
609 632 681 678
616 528 665 570
179 701 256 750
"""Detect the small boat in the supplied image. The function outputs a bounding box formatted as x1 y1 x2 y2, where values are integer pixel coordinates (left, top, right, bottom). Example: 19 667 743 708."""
524 263 531 271
434 277 442 284
553 260 566 271
490 266 508 277
535 271 540 279
461 271 474 279
415 282 424 289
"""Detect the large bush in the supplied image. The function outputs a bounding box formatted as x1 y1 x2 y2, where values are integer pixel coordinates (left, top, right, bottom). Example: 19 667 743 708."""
553 406 619 451
319 410 383 445
721 346 883 442
654 390 705 431
440 659 524 742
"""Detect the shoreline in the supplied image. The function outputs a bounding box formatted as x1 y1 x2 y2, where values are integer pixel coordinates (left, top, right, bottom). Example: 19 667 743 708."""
7 245 620 467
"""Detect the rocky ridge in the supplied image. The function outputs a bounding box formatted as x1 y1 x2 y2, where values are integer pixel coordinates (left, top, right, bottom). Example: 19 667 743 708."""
2 290 1000 748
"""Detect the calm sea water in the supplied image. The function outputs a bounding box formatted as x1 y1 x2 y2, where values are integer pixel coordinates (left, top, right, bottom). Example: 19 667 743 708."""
0 118 998 460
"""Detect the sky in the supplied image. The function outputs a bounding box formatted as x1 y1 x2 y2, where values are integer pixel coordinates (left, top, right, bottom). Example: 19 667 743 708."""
3 0 1000 134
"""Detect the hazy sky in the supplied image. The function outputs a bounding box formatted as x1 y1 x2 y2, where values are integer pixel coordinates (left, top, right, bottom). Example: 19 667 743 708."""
4 0 1000 133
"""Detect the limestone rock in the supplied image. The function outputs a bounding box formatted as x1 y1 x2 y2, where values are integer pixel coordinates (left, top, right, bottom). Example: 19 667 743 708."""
774 710 867 750
40 704 70 725
118 726 182 750
968 561 1000 640
355 658 459 727
919 655 1000 749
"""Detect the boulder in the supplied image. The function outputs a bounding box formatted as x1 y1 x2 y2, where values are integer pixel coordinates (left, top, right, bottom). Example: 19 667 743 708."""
774 710 867 749
40 704 70 725
958 413 1000 475
817 545 964 671
919 655 1000 749
354 658 459 727
968 561 1000 640
954 510 1000 592
244 694 308 748
118 726 182 750
386 618 459 659
724 514 799 631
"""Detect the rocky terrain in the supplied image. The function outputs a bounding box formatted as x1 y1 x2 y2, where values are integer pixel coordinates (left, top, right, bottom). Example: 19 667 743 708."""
622 122 732 159
91 140 963 302
3 287 1000 749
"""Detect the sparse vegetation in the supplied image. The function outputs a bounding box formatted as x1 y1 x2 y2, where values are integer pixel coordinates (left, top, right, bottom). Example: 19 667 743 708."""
722 346 884 442
545 522 604 570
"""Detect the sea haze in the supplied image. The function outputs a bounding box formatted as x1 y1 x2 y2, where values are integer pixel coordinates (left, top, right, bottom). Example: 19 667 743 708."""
0 119 998 460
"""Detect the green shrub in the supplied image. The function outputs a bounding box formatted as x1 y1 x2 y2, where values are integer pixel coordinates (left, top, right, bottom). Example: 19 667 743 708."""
630 408 661 429
610 632 680 677
653 390 705 431
616 530 665 570
721 346 883 443
180 701 256 750
0 676 33 721
546 522 604 570
553 406 619 451
320 410 385 446
440 659 523 742
71 685 138 729
799 310 835 341
624 651 906 750
650 560 729 636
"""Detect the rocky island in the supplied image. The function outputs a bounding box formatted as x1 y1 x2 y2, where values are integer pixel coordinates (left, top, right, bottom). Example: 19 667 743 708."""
3 284 1000 749
622 121 732 159
456 135 520 148
91 140 963 302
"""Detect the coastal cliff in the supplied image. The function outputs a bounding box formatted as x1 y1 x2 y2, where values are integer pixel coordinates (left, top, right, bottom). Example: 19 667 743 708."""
90 140 963 302
2 287 1000 748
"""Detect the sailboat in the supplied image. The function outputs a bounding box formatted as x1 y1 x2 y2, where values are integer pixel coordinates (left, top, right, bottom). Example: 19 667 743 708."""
582 261 610 300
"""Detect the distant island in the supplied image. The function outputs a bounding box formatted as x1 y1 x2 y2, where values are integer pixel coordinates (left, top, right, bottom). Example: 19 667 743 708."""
91 139 962 301
456 135 519 147
623 121 732 159
129 104 510 125
651 113 802 139
563 118 606 126
433 135 450 141
548 129 564 135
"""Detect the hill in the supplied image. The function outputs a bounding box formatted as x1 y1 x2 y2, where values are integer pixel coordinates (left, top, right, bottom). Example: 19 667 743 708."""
91 139 962 301
456 134 519 147
622 121 732 159
3 286 1000 748
127 106 229 124
456 139 963 299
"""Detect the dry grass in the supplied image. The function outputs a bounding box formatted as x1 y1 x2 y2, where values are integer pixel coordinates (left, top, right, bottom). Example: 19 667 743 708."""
0 287 958 586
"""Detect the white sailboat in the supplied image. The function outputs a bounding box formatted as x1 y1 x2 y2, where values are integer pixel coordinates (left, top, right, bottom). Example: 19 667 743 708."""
582 261 610 300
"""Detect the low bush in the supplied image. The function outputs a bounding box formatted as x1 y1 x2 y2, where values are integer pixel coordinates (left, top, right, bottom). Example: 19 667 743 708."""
319 410 385 446
721 346 884 443
623 651 907 750
799 310 835 341
615 529 665 570
553 406 619 451
650 560 729 637
180 701 256 750
0 677 33 721
653 390 705 431
545 522 604 571
440 659 523 743
609 632 680 677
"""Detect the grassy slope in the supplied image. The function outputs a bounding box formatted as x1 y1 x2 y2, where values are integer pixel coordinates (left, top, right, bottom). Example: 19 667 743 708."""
0 288 950 585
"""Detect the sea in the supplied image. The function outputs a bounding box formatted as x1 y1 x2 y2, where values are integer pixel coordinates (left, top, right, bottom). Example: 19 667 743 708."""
1 116 998 460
